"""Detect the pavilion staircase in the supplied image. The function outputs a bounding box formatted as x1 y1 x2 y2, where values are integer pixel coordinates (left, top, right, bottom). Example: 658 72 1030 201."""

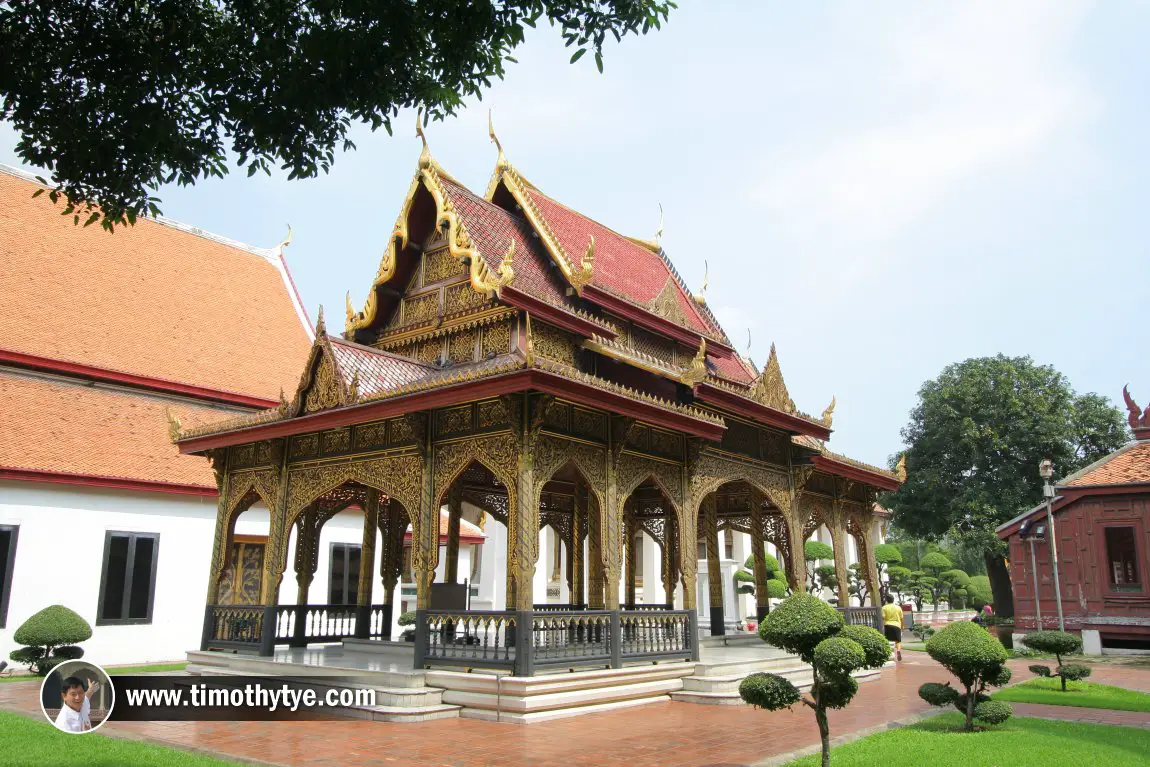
187 641 461 723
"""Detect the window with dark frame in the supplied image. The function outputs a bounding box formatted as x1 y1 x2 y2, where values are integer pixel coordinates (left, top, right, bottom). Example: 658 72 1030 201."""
0 525 18 629
97 532 159 625
328 543 362 605
1105 526 1142 593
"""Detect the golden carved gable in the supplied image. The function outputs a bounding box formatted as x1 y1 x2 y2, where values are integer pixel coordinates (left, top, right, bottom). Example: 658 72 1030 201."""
649 277 691 327
303 350 346 414
750 343 795 413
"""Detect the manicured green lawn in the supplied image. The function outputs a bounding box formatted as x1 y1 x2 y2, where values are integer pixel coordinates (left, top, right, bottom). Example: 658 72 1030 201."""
994 677 1150 712
786 713 1150 766
1 661 187 683
902 642 928 652
0 712 245 767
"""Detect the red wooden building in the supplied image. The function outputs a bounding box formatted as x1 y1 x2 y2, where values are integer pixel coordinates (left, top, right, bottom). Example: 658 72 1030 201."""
997 386 1150 653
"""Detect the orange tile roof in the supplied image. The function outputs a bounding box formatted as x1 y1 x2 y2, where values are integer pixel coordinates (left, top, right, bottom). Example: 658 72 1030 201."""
1061 441 1150 487
0 371 239 489
403 509 485 544
0 167 312 402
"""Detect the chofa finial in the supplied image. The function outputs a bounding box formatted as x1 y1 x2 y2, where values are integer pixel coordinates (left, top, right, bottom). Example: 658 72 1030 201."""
488 108 507 169
275 224 293 255
821 396 836 428
895 454 907 482
680 338 708 386
655 203 664 247
416 109 431 168
1123 384 1150 439
316 305 326 336
693 260 708 305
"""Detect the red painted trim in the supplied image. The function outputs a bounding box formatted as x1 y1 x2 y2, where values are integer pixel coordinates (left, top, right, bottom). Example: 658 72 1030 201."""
0 348 277 409
500 287 617 340
695 383 832 440
0 467 217 497
178 366 726 453
581 286 736 357
809 455 900 492
404 532 485 545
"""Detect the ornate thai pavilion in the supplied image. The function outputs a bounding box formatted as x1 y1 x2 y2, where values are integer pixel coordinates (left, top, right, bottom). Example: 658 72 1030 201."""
176 120 902 673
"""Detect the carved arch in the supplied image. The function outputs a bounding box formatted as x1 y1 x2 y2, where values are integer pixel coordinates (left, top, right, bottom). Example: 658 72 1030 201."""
687 451 790 517
285 454 423 527
532 434 606 511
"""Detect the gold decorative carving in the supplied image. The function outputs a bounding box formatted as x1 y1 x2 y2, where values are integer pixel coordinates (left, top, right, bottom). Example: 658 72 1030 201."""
290 433 319 460
820 396 836 428
468 243 515 297
649 429 682 458
447 329 476 364
423 246 462 285
403 293 439 325
437 405 473 436
680 338 707 386
569 236 595 293
534 322 577 366
232 444 256 468
571 407 607 441
410 338 443 364
433 434 519 505
481 320 511 358
285 454 423 529
389 416 415 443
445 282 488 315
303 352 344 414
895 454 907 482
355 423 388 451
649 277 691 327
749 343 795 413
476 399 509 430
533 434 606 509
686 449 791 517
166 408 182 443
320 428 351 454
630 326 676 366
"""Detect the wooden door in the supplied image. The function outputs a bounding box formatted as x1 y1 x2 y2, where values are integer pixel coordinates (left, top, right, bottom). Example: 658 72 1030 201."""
218 535 267 605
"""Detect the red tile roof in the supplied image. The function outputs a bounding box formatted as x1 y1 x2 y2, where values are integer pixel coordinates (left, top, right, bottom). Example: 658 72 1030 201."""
517 186 722 337
0 167 312 402
0 371 235 489
328 337 435 397
1061 441 1150 487
403 509 485 544
440 178 573 310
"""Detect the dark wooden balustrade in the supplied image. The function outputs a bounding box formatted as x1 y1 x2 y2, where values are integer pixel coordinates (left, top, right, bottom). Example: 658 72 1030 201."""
417 610 518 671
619 610 694 662
201 603 392 655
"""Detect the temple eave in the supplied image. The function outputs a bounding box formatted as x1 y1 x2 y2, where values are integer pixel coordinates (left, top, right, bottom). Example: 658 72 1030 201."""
499 286 616 340
695 382 831 440
581 285 736 358
810 453 900 491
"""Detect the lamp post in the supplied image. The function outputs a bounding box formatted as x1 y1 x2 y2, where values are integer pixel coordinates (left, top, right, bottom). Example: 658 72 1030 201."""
1039 459 1065 632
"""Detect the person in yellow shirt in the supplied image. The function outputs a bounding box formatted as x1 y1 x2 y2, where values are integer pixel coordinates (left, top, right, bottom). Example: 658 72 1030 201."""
881 594 904 661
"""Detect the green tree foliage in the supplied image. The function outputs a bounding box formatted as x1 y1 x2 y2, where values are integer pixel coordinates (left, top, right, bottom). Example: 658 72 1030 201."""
873 543 902 599
744 593 890 767
919 622 1012 731
9 605 92 675
848 563 870 606
0 0 676 230
804 540 835 594
1023 631 1091 691
940 569 971 609
737 550 786 598
967 575 994 610
886 356 1128 618
886 566 913 604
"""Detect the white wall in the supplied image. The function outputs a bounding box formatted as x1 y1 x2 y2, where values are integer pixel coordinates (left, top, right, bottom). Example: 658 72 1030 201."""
0 481 220 666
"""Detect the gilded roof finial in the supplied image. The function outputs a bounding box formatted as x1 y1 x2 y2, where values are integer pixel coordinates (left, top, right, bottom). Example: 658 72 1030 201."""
165 408 182 443
524 312 536 366
680 338 708 386
570 235 595 292
895 454 907 482
469 242 515 298
820 395 836 428
488 108 508 170
416 109 432 169
655 203 664 247
751 342 796 413
316 304 326 337
345 291 357 327
692 260 708 305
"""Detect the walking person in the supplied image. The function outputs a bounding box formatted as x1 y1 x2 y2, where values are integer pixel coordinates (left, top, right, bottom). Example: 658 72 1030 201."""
882 594 904 661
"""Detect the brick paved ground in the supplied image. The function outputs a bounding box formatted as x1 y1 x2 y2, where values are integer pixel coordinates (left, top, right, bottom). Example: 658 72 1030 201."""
1008 702 1150 728
3 657 1149 767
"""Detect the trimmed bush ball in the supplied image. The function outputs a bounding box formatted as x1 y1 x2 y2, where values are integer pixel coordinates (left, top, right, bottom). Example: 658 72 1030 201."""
925 621 1009 687
52 645 85 661
814 637 866 676
987 664 1012 687
759 592 844 662
919 682 960 707
817 674 859 710
836 624 891 668
804 540 834 561
954 691 992 712
734 569 755 583
1058 663 1092 682
1028 664 1052 677
766 579 788 599
920 552 953 571
1023 630 1082 657
13 605 92 648
973 699 1013 725
397 611 417 627
739 672 800 711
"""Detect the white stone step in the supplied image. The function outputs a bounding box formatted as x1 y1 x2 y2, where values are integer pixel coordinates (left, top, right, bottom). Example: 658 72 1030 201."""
681 664 813 694
338 702 461 723
460 694 669 724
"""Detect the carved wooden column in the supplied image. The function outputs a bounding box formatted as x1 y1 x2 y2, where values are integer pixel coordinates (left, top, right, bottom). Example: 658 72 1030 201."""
205 454 231 606
569 481 585 605
703 495 724 636
587 493 604 609
511 395 546 612
411 414 438 610
444 485 462 584
259 446 290 607
863 513 882 608
293 512 318 606
749 493 770 622
785 499 808 593
357 491 380 606
661 512 678 608
377 500 403 638
603 417 632 611
830 514 851 607
624 511 637 606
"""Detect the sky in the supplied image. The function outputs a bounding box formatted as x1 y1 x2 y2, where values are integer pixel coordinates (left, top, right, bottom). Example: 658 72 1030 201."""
3 0 1148 470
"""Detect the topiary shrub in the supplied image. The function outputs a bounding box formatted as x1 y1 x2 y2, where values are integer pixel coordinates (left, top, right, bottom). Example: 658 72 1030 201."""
804 541 835 594
739 672 801 710
973 699 1013 725
766 579 788 599
1028 664 1051 677
918 682 960 707
921 621 1011 731
744 592 889 767
1023 631 1090 691
911 623 935 642
397 611 417 626
9 605 92 675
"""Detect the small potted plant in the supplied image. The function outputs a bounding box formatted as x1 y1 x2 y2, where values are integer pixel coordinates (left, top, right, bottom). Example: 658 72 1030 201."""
397 611 417 642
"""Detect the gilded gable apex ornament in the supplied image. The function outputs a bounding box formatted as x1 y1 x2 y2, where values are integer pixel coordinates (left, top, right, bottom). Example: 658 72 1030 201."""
751 343 796 413
895 454 907 482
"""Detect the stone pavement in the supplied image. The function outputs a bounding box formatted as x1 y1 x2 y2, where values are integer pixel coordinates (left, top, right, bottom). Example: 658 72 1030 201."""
1 656 1147 767
1008 702 1150 729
